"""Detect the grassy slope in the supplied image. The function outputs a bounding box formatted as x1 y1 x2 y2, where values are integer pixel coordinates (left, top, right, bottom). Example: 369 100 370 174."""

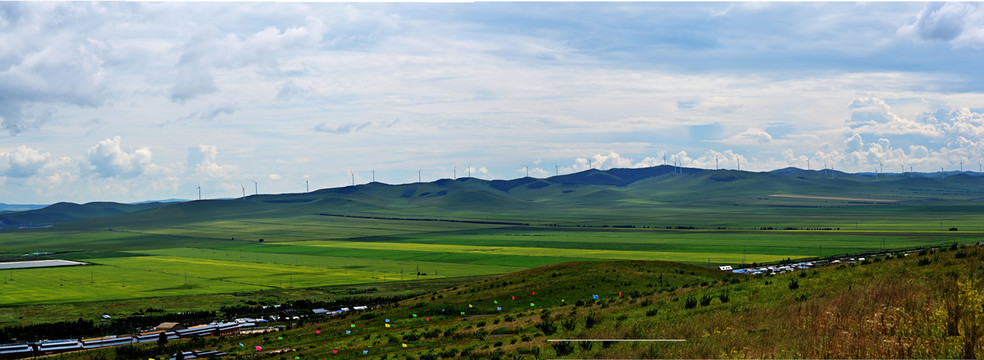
54 245 984 360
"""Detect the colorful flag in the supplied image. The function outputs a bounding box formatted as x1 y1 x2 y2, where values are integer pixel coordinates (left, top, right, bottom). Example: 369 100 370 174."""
351 324 356 328
363 350 369 354
412 313 417 318
315 330 321 334
402 343 408 348
619 291 622 296
493 300 498 304
532 291 536 295
346 330 351 334
530 302 535 307
278 336 283 340
511 296 515 300
592 295 599 300
332 349 338 354
425 317 430 321
256 346 262 351
385 324 390 328
496 307 501 311
468 304 473 308
385 319 390 323
239 343 244 347
460 311 465 315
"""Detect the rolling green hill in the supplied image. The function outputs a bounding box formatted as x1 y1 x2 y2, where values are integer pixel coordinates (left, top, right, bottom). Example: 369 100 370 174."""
38 166 984 232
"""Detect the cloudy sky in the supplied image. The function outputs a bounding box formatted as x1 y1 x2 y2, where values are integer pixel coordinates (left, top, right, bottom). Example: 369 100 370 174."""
1 2 984 204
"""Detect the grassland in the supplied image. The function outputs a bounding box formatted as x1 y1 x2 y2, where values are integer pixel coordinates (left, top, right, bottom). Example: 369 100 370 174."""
1 166 983 334
50 245 984 359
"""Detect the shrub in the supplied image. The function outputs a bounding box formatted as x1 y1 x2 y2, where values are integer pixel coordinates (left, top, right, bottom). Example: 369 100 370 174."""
684 296 698 309
535 318 558 336
561 318 577 331
788 279 799 290
552 342 575 356
718 293 730 304
699 295 713 306
585 312 602 329
645 308 659 317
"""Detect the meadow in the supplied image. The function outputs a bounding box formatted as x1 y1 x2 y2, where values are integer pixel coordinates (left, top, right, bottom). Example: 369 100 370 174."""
1 167 983 330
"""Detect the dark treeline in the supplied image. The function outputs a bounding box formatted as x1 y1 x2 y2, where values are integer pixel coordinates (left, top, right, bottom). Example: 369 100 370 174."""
0 311 214 343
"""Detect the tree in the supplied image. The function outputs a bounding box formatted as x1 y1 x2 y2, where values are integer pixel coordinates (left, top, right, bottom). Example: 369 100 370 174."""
157 331 168 350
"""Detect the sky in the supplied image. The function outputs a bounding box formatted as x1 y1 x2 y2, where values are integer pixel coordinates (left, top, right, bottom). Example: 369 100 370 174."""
1 2 984 204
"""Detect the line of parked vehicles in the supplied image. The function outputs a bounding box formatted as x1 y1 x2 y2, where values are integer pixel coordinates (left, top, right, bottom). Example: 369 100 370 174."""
0 322 240 358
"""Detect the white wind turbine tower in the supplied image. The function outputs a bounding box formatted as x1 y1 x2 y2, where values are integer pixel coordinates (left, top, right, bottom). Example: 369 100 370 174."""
525 165 529 177
305 176 309 193
196 184 202 201
453 166 456 179
241 185 246 199
251 179 258 195
349 170 355 186
807 158 810 171
467 164 472 178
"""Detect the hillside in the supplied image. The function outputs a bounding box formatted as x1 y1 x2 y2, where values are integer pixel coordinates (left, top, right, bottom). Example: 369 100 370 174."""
39 166 984 231
0 201 170 228
48 244 984 359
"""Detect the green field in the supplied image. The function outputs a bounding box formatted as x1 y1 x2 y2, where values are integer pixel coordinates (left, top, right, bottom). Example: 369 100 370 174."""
1 167 983 316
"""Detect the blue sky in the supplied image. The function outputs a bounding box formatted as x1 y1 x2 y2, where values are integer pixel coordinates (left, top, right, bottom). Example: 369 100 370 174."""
1 2 983 204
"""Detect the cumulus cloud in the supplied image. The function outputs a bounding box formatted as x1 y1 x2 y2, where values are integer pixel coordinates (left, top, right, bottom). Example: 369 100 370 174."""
313 121 371 134
187 144 237 179
899 3 984 49
0 145 51 178
846 97 939 137
169 15 326 102
86 136 152 178
0 3 109 134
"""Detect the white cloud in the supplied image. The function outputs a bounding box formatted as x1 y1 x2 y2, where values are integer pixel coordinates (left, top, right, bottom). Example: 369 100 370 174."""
0 145 51 178
899 3 984 49
0 3 109 135
187 144 237 179
85 136 152 178
846 97 939 137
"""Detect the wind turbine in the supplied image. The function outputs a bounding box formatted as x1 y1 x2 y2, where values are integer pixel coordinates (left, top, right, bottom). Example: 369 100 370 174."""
349 170 355 186
372 169 375 183
715 156 718 170
467 165 472 178
251 179 258 195
241 185 246 199
196 184 202 201
453 166 456 179
418 169 421 183
807 158 810 171
737 157 740 171
555 164 559 176
588 159 592 170
305 177 309 193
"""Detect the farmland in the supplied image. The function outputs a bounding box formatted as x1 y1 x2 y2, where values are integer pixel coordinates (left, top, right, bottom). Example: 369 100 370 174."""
1 166 983 327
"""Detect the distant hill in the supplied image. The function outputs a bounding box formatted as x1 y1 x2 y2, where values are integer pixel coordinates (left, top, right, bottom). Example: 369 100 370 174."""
0 201 172 228
0 203 47 213
21 165 984 229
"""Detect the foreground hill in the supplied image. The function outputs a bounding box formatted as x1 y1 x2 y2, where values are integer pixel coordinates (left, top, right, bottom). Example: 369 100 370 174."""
51 244 984 359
